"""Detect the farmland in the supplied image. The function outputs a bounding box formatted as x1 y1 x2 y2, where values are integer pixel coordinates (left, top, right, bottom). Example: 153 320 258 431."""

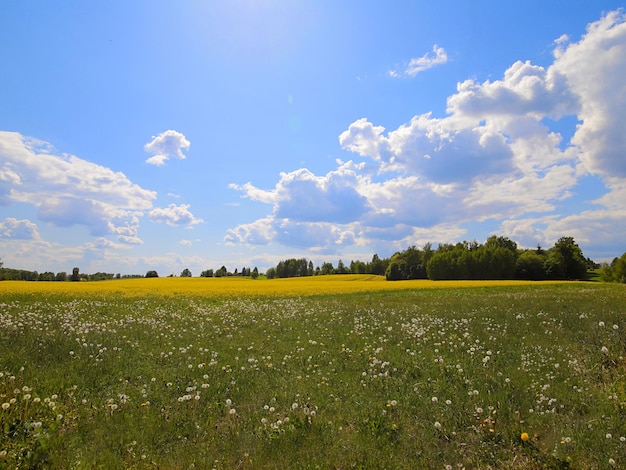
1 277 625 468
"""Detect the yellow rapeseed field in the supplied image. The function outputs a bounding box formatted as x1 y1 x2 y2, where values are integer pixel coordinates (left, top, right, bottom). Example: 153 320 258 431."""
0 275 576 298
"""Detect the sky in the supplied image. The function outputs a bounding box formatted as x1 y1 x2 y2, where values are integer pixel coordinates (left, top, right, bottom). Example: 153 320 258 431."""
1 1 626 276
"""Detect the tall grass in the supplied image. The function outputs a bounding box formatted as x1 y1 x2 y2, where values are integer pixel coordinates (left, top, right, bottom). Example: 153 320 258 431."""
0 280 624 468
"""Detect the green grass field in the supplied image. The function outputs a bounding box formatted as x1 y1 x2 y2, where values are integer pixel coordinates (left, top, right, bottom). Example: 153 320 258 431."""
1 279 625 468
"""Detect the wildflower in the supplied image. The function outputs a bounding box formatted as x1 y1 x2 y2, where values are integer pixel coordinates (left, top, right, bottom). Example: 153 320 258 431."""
613 324 619 330
609 458 616 466
225 399 232 407
1 403 9 410
229 408 236 415
599 321 605 327
431 397 438 403
434 421 442 430
606 433 612 439
602 346 609 354
521 432 529 442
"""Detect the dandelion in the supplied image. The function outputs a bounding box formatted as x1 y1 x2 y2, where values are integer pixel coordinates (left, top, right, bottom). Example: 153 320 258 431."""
431 396 438 403
599 321 605 327
609 458 616 466
606 433 612 439
613 324 619 330
434 421 442 430
229 408 236 415
521 432 529 442
602 346 609 354
225 399 232 407
1 403 9 410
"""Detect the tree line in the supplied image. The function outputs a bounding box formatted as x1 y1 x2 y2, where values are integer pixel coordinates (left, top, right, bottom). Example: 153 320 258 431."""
2 236 625 283
267 236 601 282
0 265 132 282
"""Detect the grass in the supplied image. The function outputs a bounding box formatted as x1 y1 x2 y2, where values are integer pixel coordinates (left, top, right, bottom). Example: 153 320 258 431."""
0 277 624 468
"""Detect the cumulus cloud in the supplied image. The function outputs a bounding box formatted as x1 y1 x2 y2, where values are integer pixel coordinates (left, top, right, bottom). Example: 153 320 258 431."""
389 45 448 77
226 10 626 258
148 204 203 227
0 131 156 243
144 130 190 166
0 218 40 240
552 9 626 177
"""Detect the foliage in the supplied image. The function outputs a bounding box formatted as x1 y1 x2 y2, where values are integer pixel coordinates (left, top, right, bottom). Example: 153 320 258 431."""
599 252 626 283
0 282 624 468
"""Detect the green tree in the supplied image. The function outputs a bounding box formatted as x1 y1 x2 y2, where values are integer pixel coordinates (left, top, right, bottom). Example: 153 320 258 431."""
549 237 588 280
515 251 546 280
145 270 159 278
320 262 334 275
599 252 626 283
71 267 80 282
181 268 192 277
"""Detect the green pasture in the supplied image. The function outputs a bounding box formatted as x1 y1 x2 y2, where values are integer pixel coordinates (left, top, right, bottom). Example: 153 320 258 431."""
1 282 625 468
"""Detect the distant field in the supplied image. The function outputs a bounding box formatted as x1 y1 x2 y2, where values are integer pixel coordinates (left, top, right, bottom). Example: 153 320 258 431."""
1 280 624 468
0 274 579 297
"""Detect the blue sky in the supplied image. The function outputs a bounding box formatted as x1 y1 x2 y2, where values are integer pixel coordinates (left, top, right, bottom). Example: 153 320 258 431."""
1 1 626 275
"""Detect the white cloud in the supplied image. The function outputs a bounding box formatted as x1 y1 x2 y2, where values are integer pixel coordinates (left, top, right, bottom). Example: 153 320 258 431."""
447 60 579 120
0 218 40 240
144 130 190 166
0 131 156 243
225 216 275 246
552 9 626 178
148 203 203 227
228 10 626 259
389 45 448 77
179 239 193 247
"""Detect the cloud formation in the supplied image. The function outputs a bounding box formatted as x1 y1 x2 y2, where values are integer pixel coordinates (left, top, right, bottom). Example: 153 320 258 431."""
0 131 156 243
389 45 448 77
144 130 190 166
0 218 40 240
228 10 626 258
148 204 204 227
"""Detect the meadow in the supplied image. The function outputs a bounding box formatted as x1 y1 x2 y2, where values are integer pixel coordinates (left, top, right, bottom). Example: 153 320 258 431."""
0 276 624 469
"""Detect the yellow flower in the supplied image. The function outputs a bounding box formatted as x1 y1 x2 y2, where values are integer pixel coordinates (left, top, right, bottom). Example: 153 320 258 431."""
521 432 529 442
